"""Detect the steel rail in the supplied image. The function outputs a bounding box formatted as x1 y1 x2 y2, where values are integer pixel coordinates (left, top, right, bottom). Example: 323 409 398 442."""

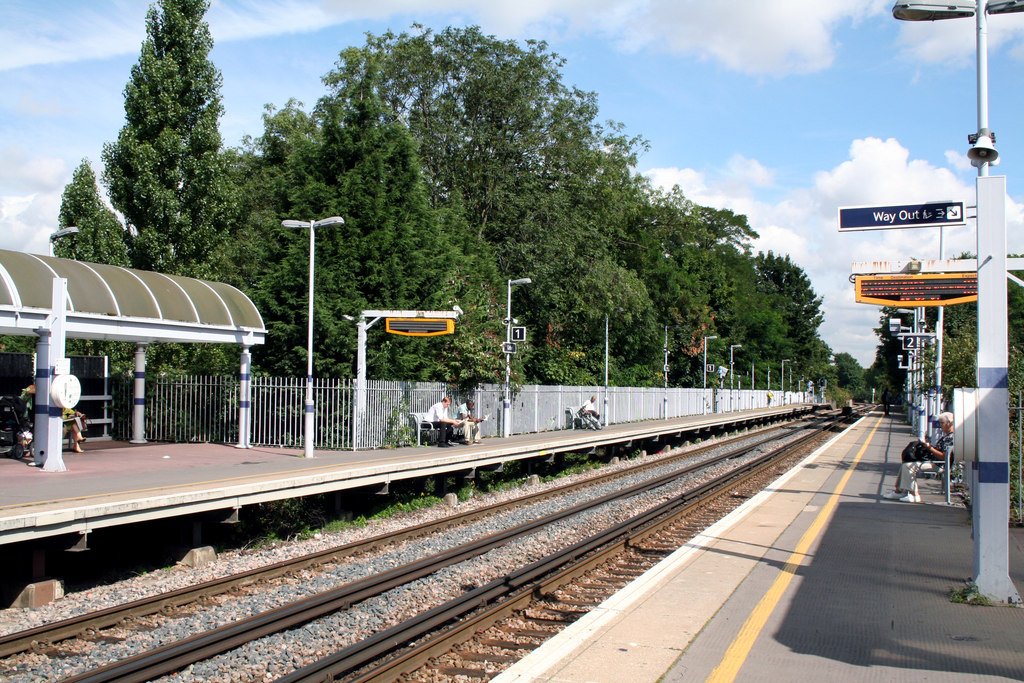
0 413 823 659
307 408 864 682
58 410 856 683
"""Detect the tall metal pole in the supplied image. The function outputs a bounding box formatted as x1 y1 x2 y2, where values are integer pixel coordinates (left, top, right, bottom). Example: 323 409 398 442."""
502 278 531 438
663 326 670 419
781 359 790 405
303 220 316 458
702 335 716 415
282 216 344 458
892 0 1019 602
604 314 610 427
504 280 513 438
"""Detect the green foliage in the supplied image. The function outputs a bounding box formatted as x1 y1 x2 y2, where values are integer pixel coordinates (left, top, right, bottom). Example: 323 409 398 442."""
101 0 234 279
833 352 865 397
56 160 130 266
949 581 993 606
70 17 838 390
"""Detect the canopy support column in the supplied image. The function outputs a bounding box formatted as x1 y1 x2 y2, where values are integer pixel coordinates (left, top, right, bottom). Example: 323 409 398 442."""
236 345 252 449
131 344 147 444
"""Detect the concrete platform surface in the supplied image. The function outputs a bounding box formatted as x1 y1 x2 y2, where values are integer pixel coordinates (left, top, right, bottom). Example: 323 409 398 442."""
495 413 1024 683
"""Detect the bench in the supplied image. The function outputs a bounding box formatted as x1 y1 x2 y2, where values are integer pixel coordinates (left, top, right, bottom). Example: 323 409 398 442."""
410 412 467 446
410 413 439 446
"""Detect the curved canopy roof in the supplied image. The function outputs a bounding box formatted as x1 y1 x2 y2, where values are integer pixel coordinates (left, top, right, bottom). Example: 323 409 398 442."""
0 249 265 346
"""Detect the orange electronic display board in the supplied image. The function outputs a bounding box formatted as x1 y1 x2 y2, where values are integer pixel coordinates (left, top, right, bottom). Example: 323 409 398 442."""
385 317 455 336
855 273 977 306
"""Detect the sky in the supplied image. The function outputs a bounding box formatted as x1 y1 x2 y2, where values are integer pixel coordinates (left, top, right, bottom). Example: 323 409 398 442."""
3 0 1024 369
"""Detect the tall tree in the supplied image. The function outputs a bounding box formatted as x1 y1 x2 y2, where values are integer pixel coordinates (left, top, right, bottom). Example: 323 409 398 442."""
56 160 130 266
102 0 233 279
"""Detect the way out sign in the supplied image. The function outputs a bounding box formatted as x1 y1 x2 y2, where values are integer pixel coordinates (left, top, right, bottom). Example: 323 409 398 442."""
838 201 965 231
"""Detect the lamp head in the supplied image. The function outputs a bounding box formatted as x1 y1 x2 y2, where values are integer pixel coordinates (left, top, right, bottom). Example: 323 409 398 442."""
989 0 1024 14
509 277 532 286
50 226 79 242
892 2 975 20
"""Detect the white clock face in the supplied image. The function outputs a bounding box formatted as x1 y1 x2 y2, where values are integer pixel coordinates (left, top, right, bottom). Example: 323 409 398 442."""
50 374 82 410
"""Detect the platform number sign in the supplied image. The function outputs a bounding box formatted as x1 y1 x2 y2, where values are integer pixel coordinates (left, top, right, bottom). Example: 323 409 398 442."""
510 326 527 342
706 364 715 373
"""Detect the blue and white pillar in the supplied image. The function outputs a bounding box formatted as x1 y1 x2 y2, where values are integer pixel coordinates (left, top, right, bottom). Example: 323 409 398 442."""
34 278 69 472
973 174 1020 603
236 345 252 449
131 343 147 444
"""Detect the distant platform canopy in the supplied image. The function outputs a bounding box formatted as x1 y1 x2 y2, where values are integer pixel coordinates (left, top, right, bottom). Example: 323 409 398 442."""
0 249 265 346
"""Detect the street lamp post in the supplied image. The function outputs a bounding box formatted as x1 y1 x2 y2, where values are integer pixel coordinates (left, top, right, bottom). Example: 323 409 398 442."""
781 359 791 405
894 0 1023 603
503 277 532 438
730 344 742 412
281 216 345 458
604 308 624 426
663 325 680 419
49 226 79 257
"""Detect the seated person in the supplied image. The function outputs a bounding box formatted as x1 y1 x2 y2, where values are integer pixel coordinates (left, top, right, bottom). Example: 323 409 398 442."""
884 411 953 503
581 395 599 420
426 397 462 447
63 407 88 453
456 398 484 444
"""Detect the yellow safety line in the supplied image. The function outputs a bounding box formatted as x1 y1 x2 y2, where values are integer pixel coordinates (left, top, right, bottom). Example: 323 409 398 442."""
705 415 882 683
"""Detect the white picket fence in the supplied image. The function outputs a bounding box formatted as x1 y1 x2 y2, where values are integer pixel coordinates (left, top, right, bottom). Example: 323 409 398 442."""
112 375 813 450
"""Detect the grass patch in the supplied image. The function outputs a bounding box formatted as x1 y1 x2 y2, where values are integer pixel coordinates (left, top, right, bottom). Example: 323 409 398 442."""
949 581 993 606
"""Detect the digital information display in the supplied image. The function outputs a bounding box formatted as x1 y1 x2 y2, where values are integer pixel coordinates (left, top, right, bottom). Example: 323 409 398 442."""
385 318 455 336
855 273 977 306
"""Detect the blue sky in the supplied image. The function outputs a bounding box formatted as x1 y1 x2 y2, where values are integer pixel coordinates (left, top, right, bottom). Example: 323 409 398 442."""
3 0 1024 368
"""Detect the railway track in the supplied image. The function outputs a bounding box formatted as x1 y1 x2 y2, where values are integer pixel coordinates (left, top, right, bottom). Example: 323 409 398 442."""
0 408 861 682
278 408 859 682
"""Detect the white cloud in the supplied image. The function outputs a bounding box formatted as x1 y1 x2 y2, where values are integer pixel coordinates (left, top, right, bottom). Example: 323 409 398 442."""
1 192 61 256
643 136 1024 368
893 14 1024 65
0 147 69 195
2 0 893 77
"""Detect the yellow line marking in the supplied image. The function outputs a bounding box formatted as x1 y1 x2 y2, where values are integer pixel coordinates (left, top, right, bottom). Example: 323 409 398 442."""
705 415 882 683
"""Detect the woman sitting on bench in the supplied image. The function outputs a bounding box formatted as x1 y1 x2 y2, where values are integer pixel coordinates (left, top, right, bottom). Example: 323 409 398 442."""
883 412 953 503
63 407 88 453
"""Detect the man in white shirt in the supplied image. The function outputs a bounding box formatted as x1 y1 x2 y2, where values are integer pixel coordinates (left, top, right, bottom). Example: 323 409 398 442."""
427 397 461 447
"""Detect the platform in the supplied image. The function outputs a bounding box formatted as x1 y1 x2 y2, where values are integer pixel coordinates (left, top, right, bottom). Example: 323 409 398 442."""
495 412 1024 683
0 405 812 546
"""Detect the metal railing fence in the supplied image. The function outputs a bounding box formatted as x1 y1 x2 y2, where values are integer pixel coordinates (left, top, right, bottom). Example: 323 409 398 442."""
112 375 817 451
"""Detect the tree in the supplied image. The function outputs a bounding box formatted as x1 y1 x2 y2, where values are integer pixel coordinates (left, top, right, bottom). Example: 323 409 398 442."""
239 67 459 380
322 26 663 385
833 352 865 396
102 0 233 279
56 160 129 266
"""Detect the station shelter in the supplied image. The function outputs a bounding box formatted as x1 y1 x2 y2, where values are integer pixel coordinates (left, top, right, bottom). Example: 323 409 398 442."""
0 248 266 471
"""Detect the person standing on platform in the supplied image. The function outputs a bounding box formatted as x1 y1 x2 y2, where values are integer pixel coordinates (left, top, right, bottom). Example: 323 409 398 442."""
882 388 892 416
427 397 461 447
456 398 484 444
883 412 953 503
